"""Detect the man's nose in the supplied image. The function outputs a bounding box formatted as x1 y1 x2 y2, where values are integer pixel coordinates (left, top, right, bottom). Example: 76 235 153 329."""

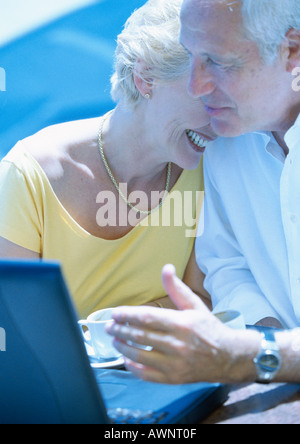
188 60 215 98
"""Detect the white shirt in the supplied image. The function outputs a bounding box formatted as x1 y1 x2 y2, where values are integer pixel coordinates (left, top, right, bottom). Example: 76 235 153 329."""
196 114 300 328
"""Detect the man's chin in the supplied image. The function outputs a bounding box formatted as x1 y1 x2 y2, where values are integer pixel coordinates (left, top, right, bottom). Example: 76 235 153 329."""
210 119 245 138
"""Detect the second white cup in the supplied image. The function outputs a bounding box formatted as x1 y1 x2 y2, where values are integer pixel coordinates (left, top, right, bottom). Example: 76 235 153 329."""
214 309 246 330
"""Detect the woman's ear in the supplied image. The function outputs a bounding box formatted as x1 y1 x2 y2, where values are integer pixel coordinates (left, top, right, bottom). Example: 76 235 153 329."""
284 28 300 73
134 59 153 98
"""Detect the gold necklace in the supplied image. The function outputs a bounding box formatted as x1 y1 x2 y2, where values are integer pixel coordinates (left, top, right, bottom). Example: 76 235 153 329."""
98 111 172 215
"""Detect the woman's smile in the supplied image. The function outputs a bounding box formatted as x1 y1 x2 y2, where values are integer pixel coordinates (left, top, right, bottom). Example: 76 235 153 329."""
186 129 216 153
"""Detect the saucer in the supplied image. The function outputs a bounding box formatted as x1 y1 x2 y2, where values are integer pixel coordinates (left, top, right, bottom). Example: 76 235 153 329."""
89 356 125 369
85 343 124 369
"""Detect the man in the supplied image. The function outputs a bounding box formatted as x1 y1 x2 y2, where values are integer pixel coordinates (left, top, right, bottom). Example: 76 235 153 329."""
107 0 300 384
188 0 300 329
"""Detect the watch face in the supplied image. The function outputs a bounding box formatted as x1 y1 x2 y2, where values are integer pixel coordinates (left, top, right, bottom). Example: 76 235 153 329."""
259 351 280 372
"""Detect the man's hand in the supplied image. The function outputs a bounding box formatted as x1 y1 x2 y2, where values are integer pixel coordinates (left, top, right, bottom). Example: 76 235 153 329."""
107 264 256 384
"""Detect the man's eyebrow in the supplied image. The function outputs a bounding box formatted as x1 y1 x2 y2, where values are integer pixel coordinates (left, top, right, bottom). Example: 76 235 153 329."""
203 52 240 63
180 41 241 63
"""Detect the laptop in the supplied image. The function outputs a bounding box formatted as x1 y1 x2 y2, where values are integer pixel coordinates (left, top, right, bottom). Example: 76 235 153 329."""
0 260 229 424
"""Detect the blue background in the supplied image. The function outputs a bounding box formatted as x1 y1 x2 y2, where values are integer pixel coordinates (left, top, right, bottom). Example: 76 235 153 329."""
0 0 145 157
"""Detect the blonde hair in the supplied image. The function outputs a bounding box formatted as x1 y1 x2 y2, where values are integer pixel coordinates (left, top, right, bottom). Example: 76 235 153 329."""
110 0 189 107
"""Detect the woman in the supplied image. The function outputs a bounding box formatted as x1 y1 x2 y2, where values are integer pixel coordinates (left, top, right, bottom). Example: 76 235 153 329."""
0 0 216 318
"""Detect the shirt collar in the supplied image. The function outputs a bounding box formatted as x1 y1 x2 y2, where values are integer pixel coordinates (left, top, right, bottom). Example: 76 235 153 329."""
284 112 300 152
253 130 286 163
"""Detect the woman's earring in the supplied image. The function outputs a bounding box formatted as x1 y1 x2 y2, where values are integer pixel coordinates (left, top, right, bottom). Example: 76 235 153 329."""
144 93 151 100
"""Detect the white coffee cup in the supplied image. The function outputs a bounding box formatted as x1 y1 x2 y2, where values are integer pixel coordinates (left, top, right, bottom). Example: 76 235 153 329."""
214 310 246 330
78 308 122 360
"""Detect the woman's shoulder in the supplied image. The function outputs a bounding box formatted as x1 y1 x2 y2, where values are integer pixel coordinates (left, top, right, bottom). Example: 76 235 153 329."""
14 117 101 182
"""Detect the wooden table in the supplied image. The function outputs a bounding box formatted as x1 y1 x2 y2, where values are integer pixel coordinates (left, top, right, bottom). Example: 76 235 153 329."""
202 383 300 424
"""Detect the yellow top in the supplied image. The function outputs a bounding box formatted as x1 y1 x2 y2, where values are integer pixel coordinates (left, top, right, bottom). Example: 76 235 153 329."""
0 143 204 318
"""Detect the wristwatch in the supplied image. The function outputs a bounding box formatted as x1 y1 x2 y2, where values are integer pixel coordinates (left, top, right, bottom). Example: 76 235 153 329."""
254 330 282 384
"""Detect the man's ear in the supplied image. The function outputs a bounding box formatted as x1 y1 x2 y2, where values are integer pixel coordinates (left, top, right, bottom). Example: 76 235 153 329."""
133 59 153 97
284 28 300 72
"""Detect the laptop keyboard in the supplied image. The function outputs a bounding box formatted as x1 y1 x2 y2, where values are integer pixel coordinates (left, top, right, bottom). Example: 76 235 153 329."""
108 408 167 424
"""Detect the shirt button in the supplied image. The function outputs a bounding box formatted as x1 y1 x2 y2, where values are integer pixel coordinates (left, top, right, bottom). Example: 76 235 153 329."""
290 215 297 223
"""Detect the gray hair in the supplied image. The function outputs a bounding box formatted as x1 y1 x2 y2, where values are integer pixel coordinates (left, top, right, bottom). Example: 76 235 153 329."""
110 0 190 107
240 0 300 63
